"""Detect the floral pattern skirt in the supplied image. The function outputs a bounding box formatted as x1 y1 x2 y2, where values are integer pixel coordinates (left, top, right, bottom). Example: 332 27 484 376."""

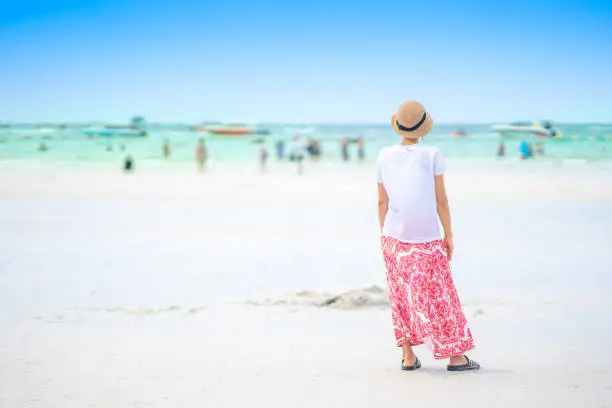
381 236 475 360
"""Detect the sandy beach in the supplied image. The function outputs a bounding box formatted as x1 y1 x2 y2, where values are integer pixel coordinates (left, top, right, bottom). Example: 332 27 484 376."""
1 160 612 407
2 0 612 405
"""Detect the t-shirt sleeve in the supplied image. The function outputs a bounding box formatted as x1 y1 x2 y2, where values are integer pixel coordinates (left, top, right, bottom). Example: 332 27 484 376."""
433 149 446 176
375 152 384 183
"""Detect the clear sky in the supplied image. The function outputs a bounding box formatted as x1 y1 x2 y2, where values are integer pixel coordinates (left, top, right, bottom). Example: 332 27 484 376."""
1 0 611 123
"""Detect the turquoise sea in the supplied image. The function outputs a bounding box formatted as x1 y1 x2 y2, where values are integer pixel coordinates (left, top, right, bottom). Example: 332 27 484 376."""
1 123 611 166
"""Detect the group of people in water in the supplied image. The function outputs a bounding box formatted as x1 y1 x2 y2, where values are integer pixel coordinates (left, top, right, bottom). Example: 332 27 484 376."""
270 136 366 163
341 137 366 161
497 140 544 159
123 138 208 173
37 135 368 175
118 136 365 175
265 136 367 175
38 134 549 169
148 135 367 176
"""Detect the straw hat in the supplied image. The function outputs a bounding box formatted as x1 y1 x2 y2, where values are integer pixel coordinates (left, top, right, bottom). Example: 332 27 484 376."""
391 100 434 140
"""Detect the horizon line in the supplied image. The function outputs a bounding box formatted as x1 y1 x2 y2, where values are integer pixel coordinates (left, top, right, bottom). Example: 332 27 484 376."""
2 120 611 126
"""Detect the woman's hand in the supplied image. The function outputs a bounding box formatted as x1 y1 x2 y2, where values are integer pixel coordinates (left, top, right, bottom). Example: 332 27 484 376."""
443 235 454 261
435 175 453 261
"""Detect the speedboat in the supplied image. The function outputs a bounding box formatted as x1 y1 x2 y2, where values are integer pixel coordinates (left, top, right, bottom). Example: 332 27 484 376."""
191 123 269 136
38 123 68 129
84 128 147 137
451 129 468 139
103 116 145 130
84 116 147 137
490 120 561 138
208 127 252 135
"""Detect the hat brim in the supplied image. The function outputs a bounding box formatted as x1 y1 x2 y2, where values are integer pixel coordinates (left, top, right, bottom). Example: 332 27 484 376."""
391 113 434 140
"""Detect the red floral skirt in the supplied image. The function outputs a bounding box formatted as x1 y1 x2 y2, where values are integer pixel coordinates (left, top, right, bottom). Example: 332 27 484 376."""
381 236 475 359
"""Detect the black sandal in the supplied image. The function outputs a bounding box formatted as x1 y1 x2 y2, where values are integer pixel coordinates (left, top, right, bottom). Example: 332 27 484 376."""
401 356 422 371
447 355 480 371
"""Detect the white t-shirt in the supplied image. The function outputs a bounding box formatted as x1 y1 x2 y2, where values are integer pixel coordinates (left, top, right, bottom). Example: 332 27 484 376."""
376 144 446 243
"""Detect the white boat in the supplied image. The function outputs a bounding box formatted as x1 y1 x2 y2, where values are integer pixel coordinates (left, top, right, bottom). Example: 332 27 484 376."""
83 116 147 138
490 120 561 138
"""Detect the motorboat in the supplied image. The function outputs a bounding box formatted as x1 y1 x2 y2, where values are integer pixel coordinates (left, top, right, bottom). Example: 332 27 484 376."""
83 116 147 137
188 121 221 131
38 123 68 129
208 127 251 135
451 129 468 139
191 123 270 136
490 120 561 138
84 128 147 137
104 116 145 130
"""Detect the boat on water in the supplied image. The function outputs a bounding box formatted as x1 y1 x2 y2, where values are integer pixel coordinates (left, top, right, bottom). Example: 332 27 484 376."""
83 116 147 137
491 120 562 139
191 123 270 136
249 128 270 135
283 126 315 135
84 128 147 137
38 123 68 130
188 121 221 131
103 116 145 130
209 128 251 135
451 129 468 139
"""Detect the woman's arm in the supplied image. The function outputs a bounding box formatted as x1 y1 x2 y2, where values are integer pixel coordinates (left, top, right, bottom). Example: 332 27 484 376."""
434 175 454 260
377 183 389 232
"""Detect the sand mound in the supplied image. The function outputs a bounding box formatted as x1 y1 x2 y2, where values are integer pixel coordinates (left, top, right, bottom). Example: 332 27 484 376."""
246 285 390 310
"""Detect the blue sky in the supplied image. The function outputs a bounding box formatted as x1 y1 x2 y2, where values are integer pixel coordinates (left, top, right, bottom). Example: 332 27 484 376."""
1 0 611 123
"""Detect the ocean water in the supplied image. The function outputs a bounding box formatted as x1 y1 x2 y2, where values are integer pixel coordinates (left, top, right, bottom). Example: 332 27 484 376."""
1 122 611 166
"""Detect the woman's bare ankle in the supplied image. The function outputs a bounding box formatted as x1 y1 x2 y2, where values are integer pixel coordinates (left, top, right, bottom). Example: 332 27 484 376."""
401 343 415 361
448 355 467 366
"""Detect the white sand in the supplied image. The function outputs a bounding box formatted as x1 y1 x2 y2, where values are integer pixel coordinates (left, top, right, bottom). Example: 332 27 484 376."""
1 160 612 407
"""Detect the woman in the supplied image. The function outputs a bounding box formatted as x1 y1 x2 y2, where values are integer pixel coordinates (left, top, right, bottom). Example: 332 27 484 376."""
290 136 306 176
195 139 208 172
259 144 269 173
377 100 480 372
163 139 171 159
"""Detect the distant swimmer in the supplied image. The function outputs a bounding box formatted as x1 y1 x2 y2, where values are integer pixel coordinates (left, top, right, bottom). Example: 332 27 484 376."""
38 142 48 152
124 155 134 172
519 140 533 159
290 136 306 176
307 138 316 156
341 138 350 161
497 142 505 157
306 138 322 161
356 137 365 161
275 139 285 160
195 138 208 172
535 142 544 156
163 139 171 159
260 144 269 173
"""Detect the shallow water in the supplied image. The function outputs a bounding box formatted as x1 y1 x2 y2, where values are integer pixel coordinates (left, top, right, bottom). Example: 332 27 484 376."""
1 123 611 166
